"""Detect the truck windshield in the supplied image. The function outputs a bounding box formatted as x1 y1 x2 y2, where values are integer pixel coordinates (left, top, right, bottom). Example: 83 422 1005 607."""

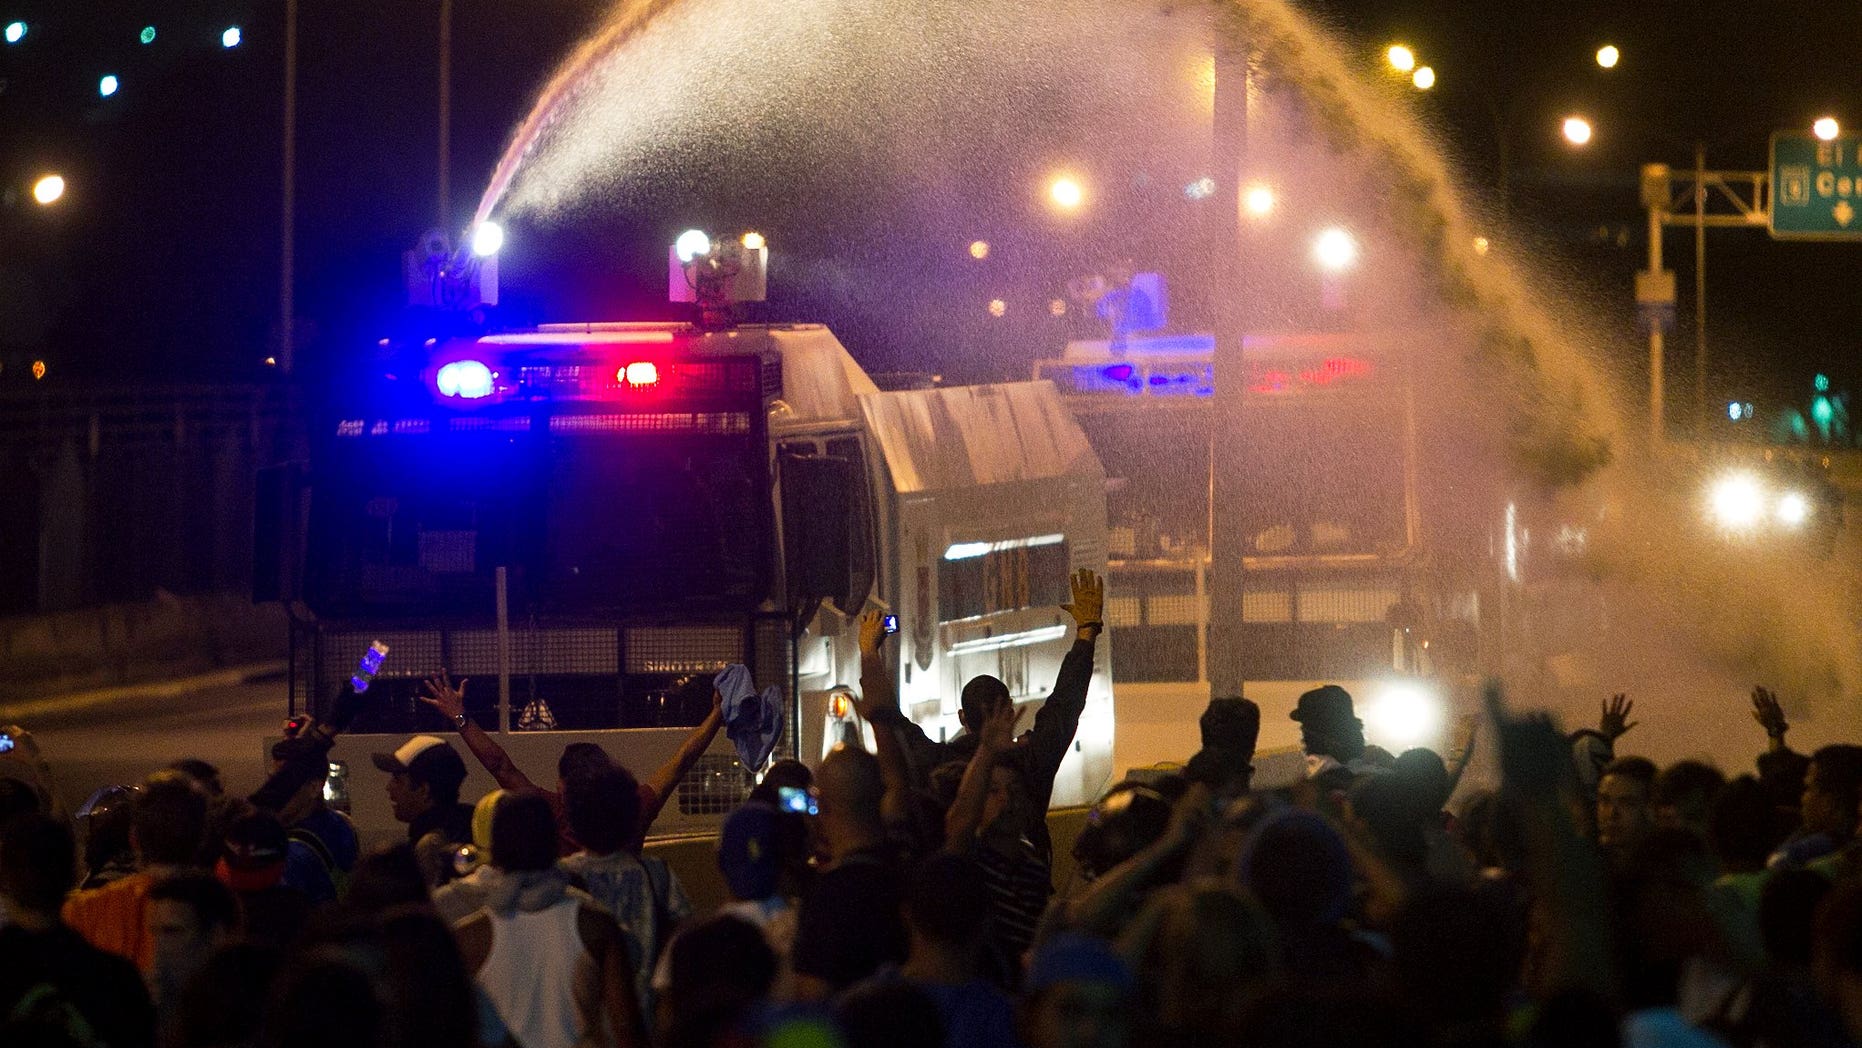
306 430 770 618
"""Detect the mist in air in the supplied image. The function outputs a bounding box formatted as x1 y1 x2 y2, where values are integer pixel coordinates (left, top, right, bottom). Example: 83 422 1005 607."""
475 0 1861 770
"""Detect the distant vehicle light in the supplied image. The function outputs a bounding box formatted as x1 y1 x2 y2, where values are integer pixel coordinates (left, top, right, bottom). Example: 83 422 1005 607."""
674 229 711 263
741 231 766 251
1708 473 1765 530
435 360 495 400
98 75 120 98
222 26 242 48
622 361 659 387
1777 492 1811 527
4 22 24 45
1362 679 1444 752
470 221 505 258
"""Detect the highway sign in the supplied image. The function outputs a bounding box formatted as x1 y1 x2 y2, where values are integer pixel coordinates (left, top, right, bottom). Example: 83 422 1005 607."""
1771 132 1862 239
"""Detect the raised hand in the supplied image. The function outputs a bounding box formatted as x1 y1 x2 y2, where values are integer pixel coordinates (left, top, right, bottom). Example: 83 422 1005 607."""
1751 686 1789 738
1599 694 1637 742
1487 680 1570 800
1061 568 1105 627
978 701 1022 755
418 671 470 723
859 609 889 657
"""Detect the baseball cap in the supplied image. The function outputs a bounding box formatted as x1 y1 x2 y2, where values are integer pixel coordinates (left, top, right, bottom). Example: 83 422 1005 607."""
1290 684 1356 725
218 810 288 893
371 735 467 791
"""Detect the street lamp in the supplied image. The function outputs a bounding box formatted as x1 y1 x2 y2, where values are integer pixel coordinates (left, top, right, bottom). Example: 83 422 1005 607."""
1386 45 1416 73
1814 117 1841 141
32 174 65 206
1595 45 1620 69
1562 116 1594 146
1411 66 1436 91
1313 227 1358 272
1243 183 1275 218
1048 175 1085 211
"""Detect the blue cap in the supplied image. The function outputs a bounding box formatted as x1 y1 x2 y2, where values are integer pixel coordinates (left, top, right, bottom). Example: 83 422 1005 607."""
718 801 784 901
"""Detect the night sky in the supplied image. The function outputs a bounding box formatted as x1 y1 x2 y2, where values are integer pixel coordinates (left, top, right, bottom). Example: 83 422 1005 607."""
1 0 1856 425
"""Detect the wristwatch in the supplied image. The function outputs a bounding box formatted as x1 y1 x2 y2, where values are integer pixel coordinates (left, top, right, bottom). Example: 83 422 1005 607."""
452 713 469 729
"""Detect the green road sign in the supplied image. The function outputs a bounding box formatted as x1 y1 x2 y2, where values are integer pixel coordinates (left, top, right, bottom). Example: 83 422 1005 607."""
1771 132 1862 239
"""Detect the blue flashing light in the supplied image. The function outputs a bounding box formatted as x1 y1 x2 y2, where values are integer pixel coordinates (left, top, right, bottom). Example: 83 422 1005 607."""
1815 373 1831 392
1812 395 1835 424
1103 364 1135 383
4 22 24 44
435 360 495 400
140 26 156 45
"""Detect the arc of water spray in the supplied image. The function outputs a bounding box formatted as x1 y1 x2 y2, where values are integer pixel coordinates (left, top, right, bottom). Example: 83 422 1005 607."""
474 0 687 228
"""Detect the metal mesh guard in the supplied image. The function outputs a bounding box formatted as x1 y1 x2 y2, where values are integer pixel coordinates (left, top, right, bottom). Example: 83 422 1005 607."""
624 627 742 674
448 628 621 676
677 754 756 816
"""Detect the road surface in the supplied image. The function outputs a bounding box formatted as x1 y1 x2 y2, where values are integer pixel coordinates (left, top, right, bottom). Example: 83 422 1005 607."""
0 666 286 812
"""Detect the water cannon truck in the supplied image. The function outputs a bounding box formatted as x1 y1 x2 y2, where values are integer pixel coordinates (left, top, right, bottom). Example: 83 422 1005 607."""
256 229 1115 841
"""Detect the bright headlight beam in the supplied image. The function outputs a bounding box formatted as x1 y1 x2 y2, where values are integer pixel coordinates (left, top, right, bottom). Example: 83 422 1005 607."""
1362 680 1444 752
1777 491 1811 527
470 221 505 257
1708 473 1766 529
674 229 711 263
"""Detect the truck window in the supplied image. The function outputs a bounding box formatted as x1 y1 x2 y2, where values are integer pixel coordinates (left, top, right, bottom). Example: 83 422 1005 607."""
938 536 1070 623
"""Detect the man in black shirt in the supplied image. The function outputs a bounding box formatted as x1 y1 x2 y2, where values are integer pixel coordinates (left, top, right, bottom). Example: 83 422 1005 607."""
863 569 1105 863
0 812 155 1048
793 745 907 999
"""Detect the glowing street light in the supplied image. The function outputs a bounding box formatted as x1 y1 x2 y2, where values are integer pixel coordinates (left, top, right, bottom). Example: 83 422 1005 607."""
1814 117 1841 141
4 21 24 45
968 240 990 260
1596 45 1620 69
741 231 766 251
987 299 1007 317
221 26 242 48
1386 45 1416 73
1048 175 1085 211
1243 183 1276 218
1562 116 1594 146
98 75 120 98
1411 66 1435 90
1313 227 1358 272
32 174 65 206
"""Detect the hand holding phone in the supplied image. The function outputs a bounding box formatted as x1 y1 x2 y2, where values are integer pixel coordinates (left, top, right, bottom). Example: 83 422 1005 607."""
881 614 899 636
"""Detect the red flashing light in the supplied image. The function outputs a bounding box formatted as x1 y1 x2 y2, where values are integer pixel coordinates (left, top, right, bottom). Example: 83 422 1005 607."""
1299 356 1373 386
621 361 660 387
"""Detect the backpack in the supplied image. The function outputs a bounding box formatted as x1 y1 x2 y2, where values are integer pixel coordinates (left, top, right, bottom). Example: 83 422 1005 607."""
288 824 351 900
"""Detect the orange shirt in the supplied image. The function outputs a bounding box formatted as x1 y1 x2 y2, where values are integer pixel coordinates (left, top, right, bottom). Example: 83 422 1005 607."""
61 871 157 971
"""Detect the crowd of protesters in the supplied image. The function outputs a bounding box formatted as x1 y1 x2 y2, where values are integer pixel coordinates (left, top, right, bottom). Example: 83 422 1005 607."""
5 566 1862 1048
